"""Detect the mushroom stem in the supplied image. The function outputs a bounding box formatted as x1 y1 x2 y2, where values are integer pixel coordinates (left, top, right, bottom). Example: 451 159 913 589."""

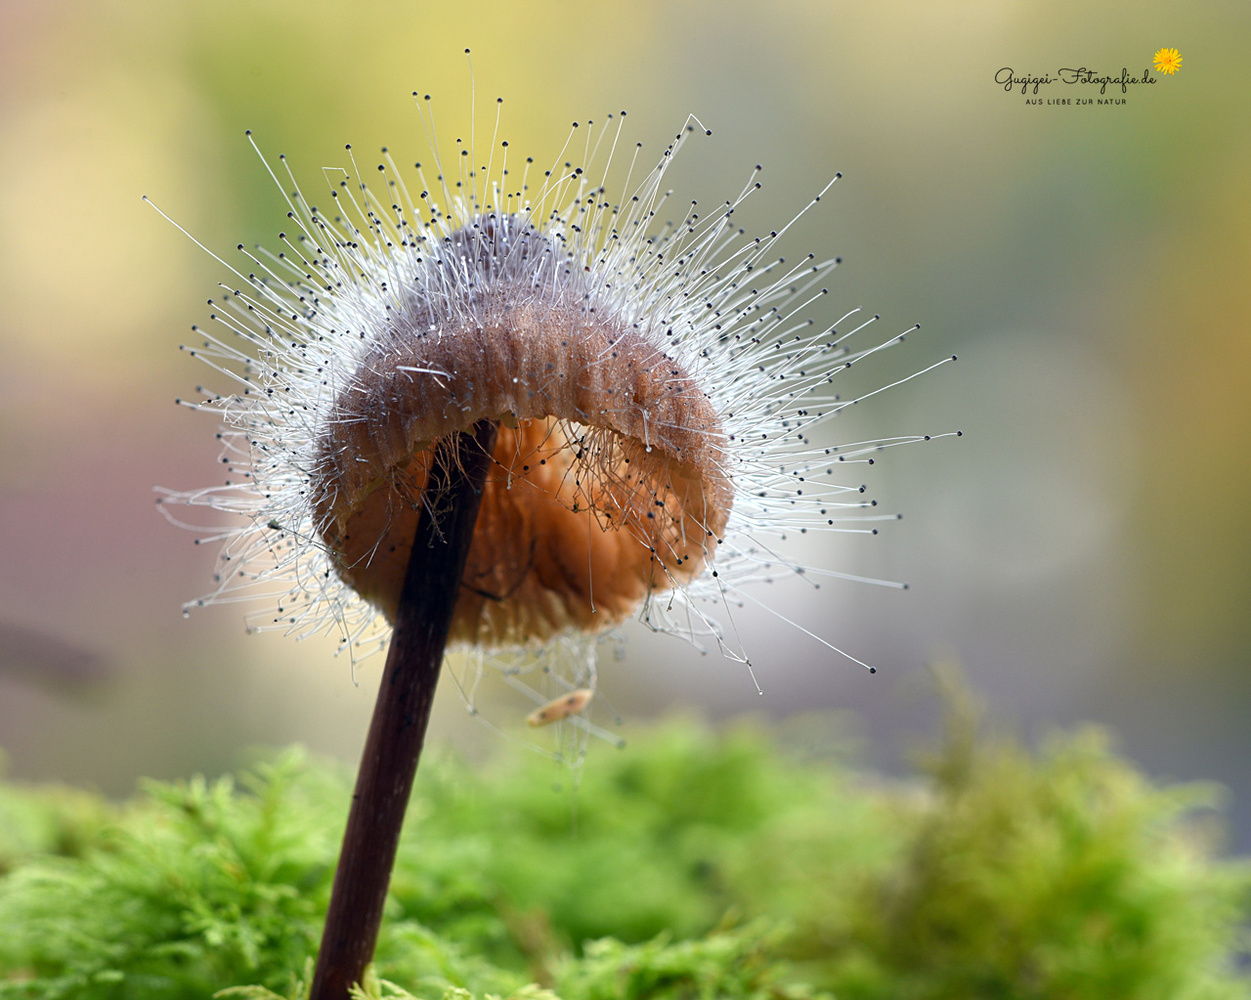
309 418 499 1000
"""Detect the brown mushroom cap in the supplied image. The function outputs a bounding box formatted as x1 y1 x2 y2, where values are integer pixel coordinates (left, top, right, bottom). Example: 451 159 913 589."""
308 217 732 647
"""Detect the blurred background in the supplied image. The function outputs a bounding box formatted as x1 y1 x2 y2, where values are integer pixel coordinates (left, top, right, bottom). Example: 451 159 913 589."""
1 1 1248 845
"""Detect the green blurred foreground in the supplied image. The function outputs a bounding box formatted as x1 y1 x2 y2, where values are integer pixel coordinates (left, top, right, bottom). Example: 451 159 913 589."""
1 701 1249 1000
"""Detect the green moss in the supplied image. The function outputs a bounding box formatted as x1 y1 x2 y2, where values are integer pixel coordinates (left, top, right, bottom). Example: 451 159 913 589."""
821 687 1251 999
0 700 1247 1000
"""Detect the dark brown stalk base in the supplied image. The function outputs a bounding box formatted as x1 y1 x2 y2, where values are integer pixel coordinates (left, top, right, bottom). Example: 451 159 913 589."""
309 419 499 1000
